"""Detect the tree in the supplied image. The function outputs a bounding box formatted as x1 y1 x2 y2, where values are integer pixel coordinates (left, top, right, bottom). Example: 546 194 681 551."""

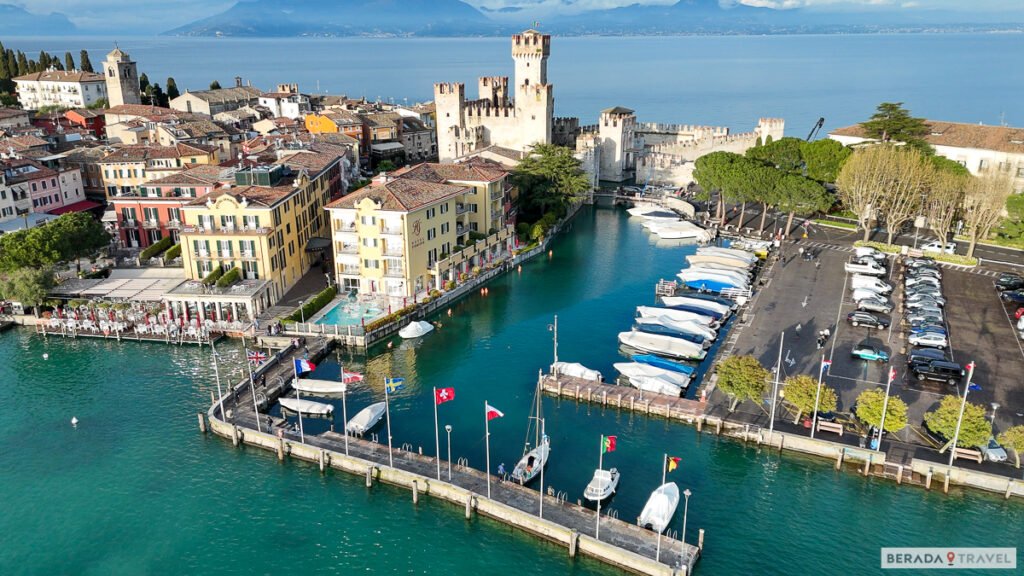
995 193 1024 245
745 136 803 174
854 388 908 434
139 73 150 99
997 426 1024 468
0 267 55 316
86 98 109 110
64 51 75 71
16 51 28 76
694 151 742 223
783 374 837 424
512 144 590 222
0 213 109 272
878 146 932 244
46 212 111 272
148 83 168 108
775 173 831 237
209 80 222 90
715 355 769 411
166 77 180 101
860 102 931 153
79 49 93 72
962 172 1013 257
836 145 895 241
925 159 969 242
924 395 991 452
800 139 851 183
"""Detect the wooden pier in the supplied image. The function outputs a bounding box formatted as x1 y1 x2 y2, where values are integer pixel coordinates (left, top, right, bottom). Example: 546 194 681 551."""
204 344 703 576
35 323 218 345
543 374 708 424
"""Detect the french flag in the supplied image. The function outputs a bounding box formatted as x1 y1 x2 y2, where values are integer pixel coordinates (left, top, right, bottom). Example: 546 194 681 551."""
294 358 316 374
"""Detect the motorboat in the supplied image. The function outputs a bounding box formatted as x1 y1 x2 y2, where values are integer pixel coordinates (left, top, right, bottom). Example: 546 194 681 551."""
399 320 434 339
677 270 749 293
634 321 711 347
638 483 680 534
631 354 696 375
635 315 717 341
584 468 620 501
614 362 690 394
618 331 708 361
293 378 347 395
679 267 750 287
551 361 603 382
511 435 550 485
698 246 758 263
628 375 684 396
345 401 386 435
661 296 732 319
627 204 663 217
640 210 681 222
636 306 718 327
279 397 334 417
646 221 713 242
684 253 754 270
672 291 737 309
683 261 753 276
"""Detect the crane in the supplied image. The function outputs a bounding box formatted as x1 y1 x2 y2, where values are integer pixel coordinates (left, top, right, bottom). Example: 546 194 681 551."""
806 117 825 141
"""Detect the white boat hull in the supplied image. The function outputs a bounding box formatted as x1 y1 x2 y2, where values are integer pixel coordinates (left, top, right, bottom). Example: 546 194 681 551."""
698 246 758 263
635 316 717 340
584 468 620 501
294 378 347 395
685 254 753 269
551 361 602 382
279 397 334 417
346 402 386 435
618 331 707 361
614 362 692 389
399 320 434 339
638 482 680 534
661 296 733 317
511 438 550 484
636 306 718 327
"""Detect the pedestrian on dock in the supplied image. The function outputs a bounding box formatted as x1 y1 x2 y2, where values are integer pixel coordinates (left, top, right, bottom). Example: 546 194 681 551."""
795 323 802 338
497 462 506 478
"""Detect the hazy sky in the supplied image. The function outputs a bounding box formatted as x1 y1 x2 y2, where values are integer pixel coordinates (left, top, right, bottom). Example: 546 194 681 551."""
11 0 1018 32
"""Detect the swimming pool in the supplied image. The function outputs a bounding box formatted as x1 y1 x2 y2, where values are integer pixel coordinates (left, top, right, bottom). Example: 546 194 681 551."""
315 298 384 326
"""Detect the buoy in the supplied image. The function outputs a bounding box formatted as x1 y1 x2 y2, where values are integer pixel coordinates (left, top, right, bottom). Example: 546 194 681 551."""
71 416 78 427
447 309 452 317
387 341 393 349
42 353 49 360
548 250 553 258
517 265 522 273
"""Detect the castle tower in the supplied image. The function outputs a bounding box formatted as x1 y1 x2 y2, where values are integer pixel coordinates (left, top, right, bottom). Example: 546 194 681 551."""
434 82 467 162
511 30 553 151
104 47 141 106
512 29 549 87
598 107 638 182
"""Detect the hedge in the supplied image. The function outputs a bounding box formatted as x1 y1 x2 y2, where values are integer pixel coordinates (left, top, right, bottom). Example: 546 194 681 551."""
202 265 224 286
287 285 337 322
215 267 242 288
854 240 902 254
164 243 182 261
364 304 418 332
812 218 857 230
140 236 173 260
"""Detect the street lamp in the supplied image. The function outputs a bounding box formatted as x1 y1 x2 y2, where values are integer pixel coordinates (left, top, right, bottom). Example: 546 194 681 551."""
445 424 453 481
991 402 1000 426
948 362 978 467
680 488 692 565
299 299 305 324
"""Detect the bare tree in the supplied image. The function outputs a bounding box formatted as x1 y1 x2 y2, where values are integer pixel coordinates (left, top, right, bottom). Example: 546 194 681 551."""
962 172 1014 258
925 169 967 242
879 146 931 245
836 145 892 241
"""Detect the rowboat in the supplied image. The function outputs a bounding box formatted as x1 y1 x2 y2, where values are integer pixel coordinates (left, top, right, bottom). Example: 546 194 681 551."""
345 402 386 435
638 482 680 533
279 397 334 417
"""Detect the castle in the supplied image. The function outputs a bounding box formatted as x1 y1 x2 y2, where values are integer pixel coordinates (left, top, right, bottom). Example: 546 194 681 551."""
434 30 554 162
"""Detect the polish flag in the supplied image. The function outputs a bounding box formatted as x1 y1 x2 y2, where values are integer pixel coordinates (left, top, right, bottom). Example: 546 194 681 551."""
435 387 455 405
485 403 504 421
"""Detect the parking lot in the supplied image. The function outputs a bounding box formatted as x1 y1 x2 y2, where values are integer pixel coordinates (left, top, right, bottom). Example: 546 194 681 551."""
714 238 1024 470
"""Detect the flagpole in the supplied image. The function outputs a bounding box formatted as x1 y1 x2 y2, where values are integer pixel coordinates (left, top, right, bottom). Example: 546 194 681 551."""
596 434 603 541
485 400 492 499
211 341 225 422
341 365 348 456
876 366 894 452
811 355 825 439
538 417 545 519
294 360 304 443
656 452 666 562
768 331 784 444
242 334 261 433
385 376 394 468
433 387 441 481
948 362 976 467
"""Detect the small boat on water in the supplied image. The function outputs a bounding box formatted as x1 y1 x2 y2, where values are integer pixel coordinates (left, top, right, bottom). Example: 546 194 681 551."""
672 290 738 309
627 204 662 217
683 261 753 276
513 365 550 485
551 361 603 382
614 362 690 395
698 246 758 263
677 270 749 293
619 331 708 361
636 306 718 327
640 211 681 224
679 267 750 287
634 320 711 347
635 315 717 341
511 435 550 484
584 468 620 501
399 320 434 339
661 296 732 319
294 378 347 395
346 402 386 435
685 253 754 269
279 397 334 417
632 354 696 375
638 482 680 533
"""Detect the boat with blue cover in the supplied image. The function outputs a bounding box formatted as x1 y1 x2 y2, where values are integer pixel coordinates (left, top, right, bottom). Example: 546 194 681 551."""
631 354 696 375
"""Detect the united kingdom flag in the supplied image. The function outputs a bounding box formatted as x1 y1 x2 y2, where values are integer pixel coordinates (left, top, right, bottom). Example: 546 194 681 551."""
247 350 267 364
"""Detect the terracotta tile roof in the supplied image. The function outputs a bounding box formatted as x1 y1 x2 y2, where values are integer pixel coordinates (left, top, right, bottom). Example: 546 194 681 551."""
144 164 230 187
323 110 362 125
67 108 103 119
162 119 241 139
0 108 29 120
186 183 296 208
0 134 49 151
400 162 507 184
13 70 104 83
275 143 347 173
98 143 216 163
181 86 263 104
363 112 402 128
104 104 207 123
2 158 57 184
327 177 468 212
830 121 1024 154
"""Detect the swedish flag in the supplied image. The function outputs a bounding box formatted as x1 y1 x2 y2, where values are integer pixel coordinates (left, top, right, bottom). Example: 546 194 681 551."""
385 377 406 394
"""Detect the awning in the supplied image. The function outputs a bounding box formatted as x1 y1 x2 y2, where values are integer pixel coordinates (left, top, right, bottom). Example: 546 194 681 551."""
49 200 102 215
305 237 331 252
101 210 117 222
371 142 405 153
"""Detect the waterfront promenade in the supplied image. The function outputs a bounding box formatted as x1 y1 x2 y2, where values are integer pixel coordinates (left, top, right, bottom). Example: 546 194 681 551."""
207 341 702 576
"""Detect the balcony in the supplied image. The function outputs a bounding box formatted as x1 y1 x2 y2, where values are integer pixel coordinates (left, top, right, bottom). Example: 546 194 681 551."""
379 225 403 236
384 267 405 278
456 225 467 236
239 250 255 258
219 250 234 258
339 265 361 275
121 219 137 228
166 220 182 229
456 203 471 215
142 219 161 229
383 246 404 257
196 250 210 258
181 225 272 236
338 244 359 254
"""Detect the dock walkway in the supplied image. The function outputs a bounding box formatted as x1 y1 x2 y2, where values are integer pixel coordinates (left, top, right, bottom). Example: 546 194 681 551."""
542 374 707 424
207 344 702 576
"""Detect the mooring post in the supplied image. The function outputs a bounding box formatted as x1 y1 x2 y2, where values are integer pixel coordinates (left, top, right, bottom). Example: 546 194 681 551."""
568 529 579 558
698 528 705 550
465 493 473 519
863 454 871 476
601 390 607 406
715 419 722 435
558 380 563 396
412 480 420 504
197 413 206 434
575 385 581 401
645 399 651 415
925 468 933 490
277 437 285 461
366 466 374 488
778 434 785 453
616 393 622 407
231 425 239 447
587 387 592 403
744 424 749 442
835 449 844 470
696 417 703 433
630 396 635 411
943 471 950 494
1006 480 1014 500
896 465 904 485
319 449 326 474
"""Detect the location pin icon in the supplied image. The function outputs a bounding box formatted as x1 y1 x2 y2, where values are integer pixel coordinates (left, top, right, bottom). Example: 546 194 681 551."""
947 551 956 565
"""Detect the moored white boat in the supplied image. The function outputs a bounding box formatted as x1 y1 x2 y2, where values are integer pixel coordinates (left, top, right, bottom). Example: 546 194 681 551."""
635 315 717 340
584 468 620 501
698 246 758 263
629 375 684 396
551 361 603 382
661 296 732 319
279 397 334 417
399 320 434 339
683 261 753 276
345 401 386 435
614 362 690 395
685 253 754 269
636 306 718 327
638 482 680 533
618 331 708 361
294 378 347 395
511 435 550 484
627 204 662 217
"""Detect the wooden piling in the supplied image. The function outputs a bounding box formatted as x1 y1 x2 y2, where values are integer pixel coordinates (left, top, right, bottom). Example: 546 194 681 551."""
587 387 592 402
835 449 844 470
575 385 581 401
568 529 579 558
1006 480 1014 500
601 390 607 406
645 399 651 415
557 380 563 396
863 455 870 476
698 528 705 550
277 437 285 461
197 413 206 434
319 449 326 474
696 417 703 433
715 419 722 435
465 493 473 519
630 396 635 411
925 468 933 490
366 466 373 488
412 480 419 505
943 473 950 494
616 393 622 407
231 425 239 447
896 465 903 485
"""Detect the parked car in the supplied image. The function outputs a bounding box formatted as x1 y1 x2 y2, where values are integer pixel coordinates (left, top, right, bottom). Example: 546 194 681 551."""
1000 290 1024 304
852 288 889 303
845 259 886 276
995 273 1024 292
851 275 893 294
908 323 947 336
908 347 948 364
905 257 936 268
858 297 893 314
908 331 948 349
905 276 941 289
906 284 943 296
906 289 944 303
846 311 890 329
909 358 964 385
920 240 956 254
851 343 890 362
854 247 887 261
980 437 1008 463
908 315 945 329
906 268 942 280
906 298 945 311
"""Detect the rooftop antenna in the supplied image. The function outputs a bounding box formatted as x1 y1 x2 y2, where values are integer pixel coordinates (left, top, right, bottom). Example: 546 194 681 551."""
1000 111 1006 127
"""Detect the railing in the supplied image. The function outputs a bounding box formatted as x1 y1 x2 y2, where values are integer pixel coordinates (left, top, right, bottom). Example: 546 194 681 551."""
142 220 160 229
456 225 467 236
380 226 402 235
383 247 404 257
338 245 358 254
456 203 471 215
182 225 272 236
122 219 137 228
166 220 182 229
339 266 360 275
384 268 405 278
239 250 254 258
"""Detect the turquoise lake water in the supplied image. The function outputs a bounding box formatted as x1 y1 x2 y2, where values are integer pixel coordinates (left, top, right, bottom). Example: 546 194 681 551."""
2 206 1021 574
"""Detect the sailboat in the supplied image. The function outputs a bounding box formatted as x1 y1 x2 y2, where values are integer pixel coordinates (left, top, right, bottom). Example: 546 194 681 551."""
512 373 549 485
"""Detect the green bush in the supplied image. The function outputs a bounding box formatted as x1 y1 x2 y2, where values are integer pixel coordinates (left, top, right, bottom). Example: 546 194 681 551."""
469 231 487 242
364 304 418 332
429 289 441 298
202 265 224 286
516 222 531 241
215 267 242 287
164 243 182 261
445 280 456 291
812 218 857 230
140 236 173 260
853 240 902 254
286 285 338 322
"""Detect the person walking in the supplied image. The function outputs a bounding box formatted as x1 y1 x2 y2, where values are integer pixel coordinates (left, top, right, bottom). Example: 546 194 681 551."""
497 462 506 478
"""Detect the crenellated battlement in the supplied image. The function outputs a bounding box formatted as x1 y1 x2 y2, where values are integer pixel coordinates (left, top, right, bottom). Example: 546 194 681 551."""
512 30 550 57
636 123 730 138
465 98 517 118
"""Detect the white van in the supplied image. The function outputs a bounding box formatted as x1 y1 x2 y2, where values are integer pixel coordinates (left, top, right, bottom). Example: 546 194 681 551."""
851 288 890 302
851 275 892 294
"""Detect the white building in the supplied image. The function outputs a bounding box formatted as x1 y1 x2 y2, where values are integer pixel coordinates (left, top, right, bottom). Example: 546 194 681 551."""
434 30 554 162
258 84 310 119
14 69 107 110
830 121 1024 194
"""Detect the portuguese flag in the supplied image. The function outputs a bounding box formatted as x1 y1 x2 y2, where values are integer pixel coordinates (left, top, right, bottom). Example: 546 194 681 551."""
601 435 617 454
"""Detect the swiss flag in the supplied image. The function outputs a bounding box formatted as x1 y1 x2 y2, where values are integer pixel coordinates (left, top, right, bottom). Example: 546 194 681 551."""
435 387 455 405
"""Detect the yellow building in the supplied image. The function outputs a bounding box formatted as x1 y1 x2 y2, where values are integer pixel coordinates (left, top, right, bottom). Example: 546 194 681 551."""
324 161 514 300
180 144 346 302
98 143 218 200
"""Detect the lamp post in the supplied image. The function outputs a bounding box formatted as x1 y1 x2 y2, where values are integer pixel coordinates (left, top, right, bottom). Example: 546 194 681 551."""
445 424 452 481
768 331 785 443
948 362 977 467
299 300 305 325
680 488 692 566
991 402 1000 427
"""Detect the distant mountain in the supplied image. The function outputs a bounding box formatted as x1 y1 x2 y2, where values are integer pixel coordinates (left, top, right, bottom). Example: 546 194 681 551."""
164 0 499 37
0 4 77 35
